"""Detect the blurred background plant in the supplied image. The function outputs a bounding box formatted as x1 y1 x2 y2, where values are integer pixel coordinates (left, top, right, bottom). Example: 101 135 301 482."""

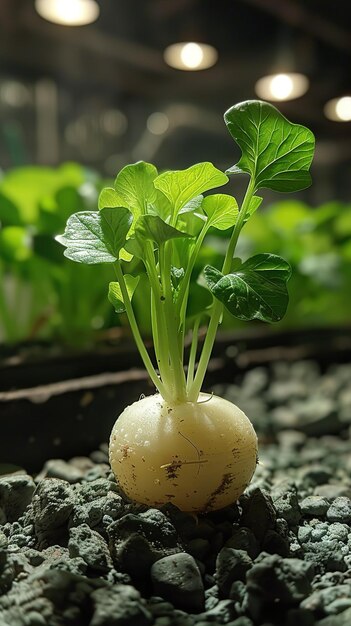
0 164 117 346
1 165 350 347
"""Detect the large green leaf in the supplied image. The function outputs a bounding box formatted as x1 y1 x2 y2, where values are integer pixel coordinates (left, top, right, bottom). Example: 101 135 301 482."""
114 161 158 217
108 275 140 313
153 162 228 217
224 101 315 192
98 187 124 210
134 215 193 246
56 207 132 264
204 253 291 322
202 194 238 230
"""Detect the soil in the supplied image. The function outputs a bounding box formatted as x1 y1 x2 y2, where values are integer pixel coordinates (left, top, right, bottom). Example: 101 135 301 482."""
1 358 351 626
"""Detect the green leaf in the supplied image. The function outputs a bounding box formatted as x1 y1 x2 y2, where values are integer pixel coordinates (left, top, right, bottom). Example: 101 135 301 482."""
171 266 185 289
186 283 213 319
134 215 193 246
0 226 32 262
179 195 204 215
108 275 140 313
124 236 144 259
114 161 158 217
154 162 228 217
98 187 124 210
0 192 22 226
56 207 132 264
224 101 315 192
202 194 238 230
245 195 263 222
204 253 291 322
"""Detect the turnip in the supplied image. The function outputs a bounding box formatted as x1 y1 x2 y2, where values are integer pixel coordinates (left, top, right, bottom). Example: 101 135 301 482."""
57 100 314 512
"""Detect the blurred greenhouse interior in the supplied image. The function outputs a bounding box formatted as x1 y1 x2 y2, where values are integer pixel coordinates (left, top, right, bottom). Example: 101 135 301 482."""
0 0 350 346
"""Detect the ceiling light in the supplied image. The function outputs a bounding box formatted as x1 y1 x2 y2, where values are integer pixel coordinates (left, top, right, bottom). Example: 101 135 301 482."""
324 96 351 122
35 0 99 26
255 72 309 102
164 42 218 71
147 112 169 135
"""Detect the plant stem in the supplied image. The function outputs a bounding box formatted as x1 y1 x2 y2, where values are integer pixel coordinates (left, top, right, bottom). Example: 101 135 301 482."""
161 241 187 402
187 178 256 402
145 244 172 390
114 261 169 400
186 316 201 390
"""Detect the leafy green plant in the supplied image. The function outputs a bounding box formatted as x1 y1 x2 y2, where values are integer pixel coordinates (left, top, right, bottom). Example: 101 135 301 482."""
0 164 116 345
57 101 315 512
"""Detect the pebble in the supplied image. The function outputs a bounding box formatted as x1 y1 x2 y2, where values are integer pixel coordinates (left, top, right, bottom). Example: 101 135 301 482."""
326 497 351 523
90 584 152 626
216 548 252 598
151 553 205 612
36 459 85 483
300 496 330 517
0 474 35 522
240 488 276 543
271 481 301 526
68 524 113 573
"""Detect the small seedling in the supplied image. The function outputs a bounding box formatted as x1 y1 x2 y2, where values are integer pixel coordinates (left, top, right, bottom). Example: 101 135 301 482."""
57 100 315 512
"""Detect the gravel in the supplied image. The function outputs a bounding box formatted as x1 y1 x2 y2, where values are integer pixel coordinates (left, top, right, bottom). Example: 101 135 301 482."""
0 359 351 625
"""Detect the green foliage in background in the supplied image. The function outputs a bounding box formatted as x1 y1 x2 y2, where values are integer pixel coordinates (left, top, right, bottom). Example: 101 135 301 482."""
0 162 350 347
0 164 115 345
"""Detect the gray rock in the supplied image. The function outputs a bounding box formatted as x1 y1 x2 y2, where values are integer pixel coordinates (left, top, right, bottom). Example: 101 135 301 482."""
246 555 314 620
301 584 351 614
284 607 315 626
0 474 35 522
225 527 259 560
32 478 75 535
300 496 330 517
240 488 276 542
316 606 351 625
151 553 205 612
68 524 113 573
271 482 301 526
314 484 351 500
108 509 183 581
36 459 85 483
196 598 236 623
326 497 351 523
227 618 254 626
216 548 252 598
90 585 152 626
261 530 290 557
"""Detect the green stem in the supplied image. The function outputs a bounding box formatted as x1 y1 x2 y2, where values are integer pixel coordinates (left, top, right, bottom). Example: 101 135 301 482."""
161 240 187 402
186 316 201 390
188 178 256 402
114 261 169 399
145 244 172 390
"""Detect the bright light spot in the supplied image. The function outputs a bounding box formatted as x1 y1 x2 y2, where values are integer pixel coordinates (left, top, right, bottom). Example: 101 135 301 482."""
336 96 351 121
147 112 169 135
270 74 294 100
180 43 204 69
35 0 99 26
324 96 351 122
255 72 309 101
164 42 218 71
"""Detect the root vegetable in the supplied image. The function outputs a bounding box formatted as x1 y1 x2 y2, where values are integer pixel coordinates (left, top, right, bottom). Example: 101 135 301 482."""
109 393 258 512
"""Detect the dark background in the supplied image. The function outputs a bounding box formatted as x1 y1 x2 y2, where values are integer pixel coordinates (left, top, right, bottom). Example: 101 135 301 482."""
0 0 350 202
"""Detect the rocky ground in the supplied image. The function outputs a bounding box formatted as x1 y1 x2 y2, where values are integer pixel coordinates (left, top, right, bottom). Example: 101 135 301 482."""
0 359 351 626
